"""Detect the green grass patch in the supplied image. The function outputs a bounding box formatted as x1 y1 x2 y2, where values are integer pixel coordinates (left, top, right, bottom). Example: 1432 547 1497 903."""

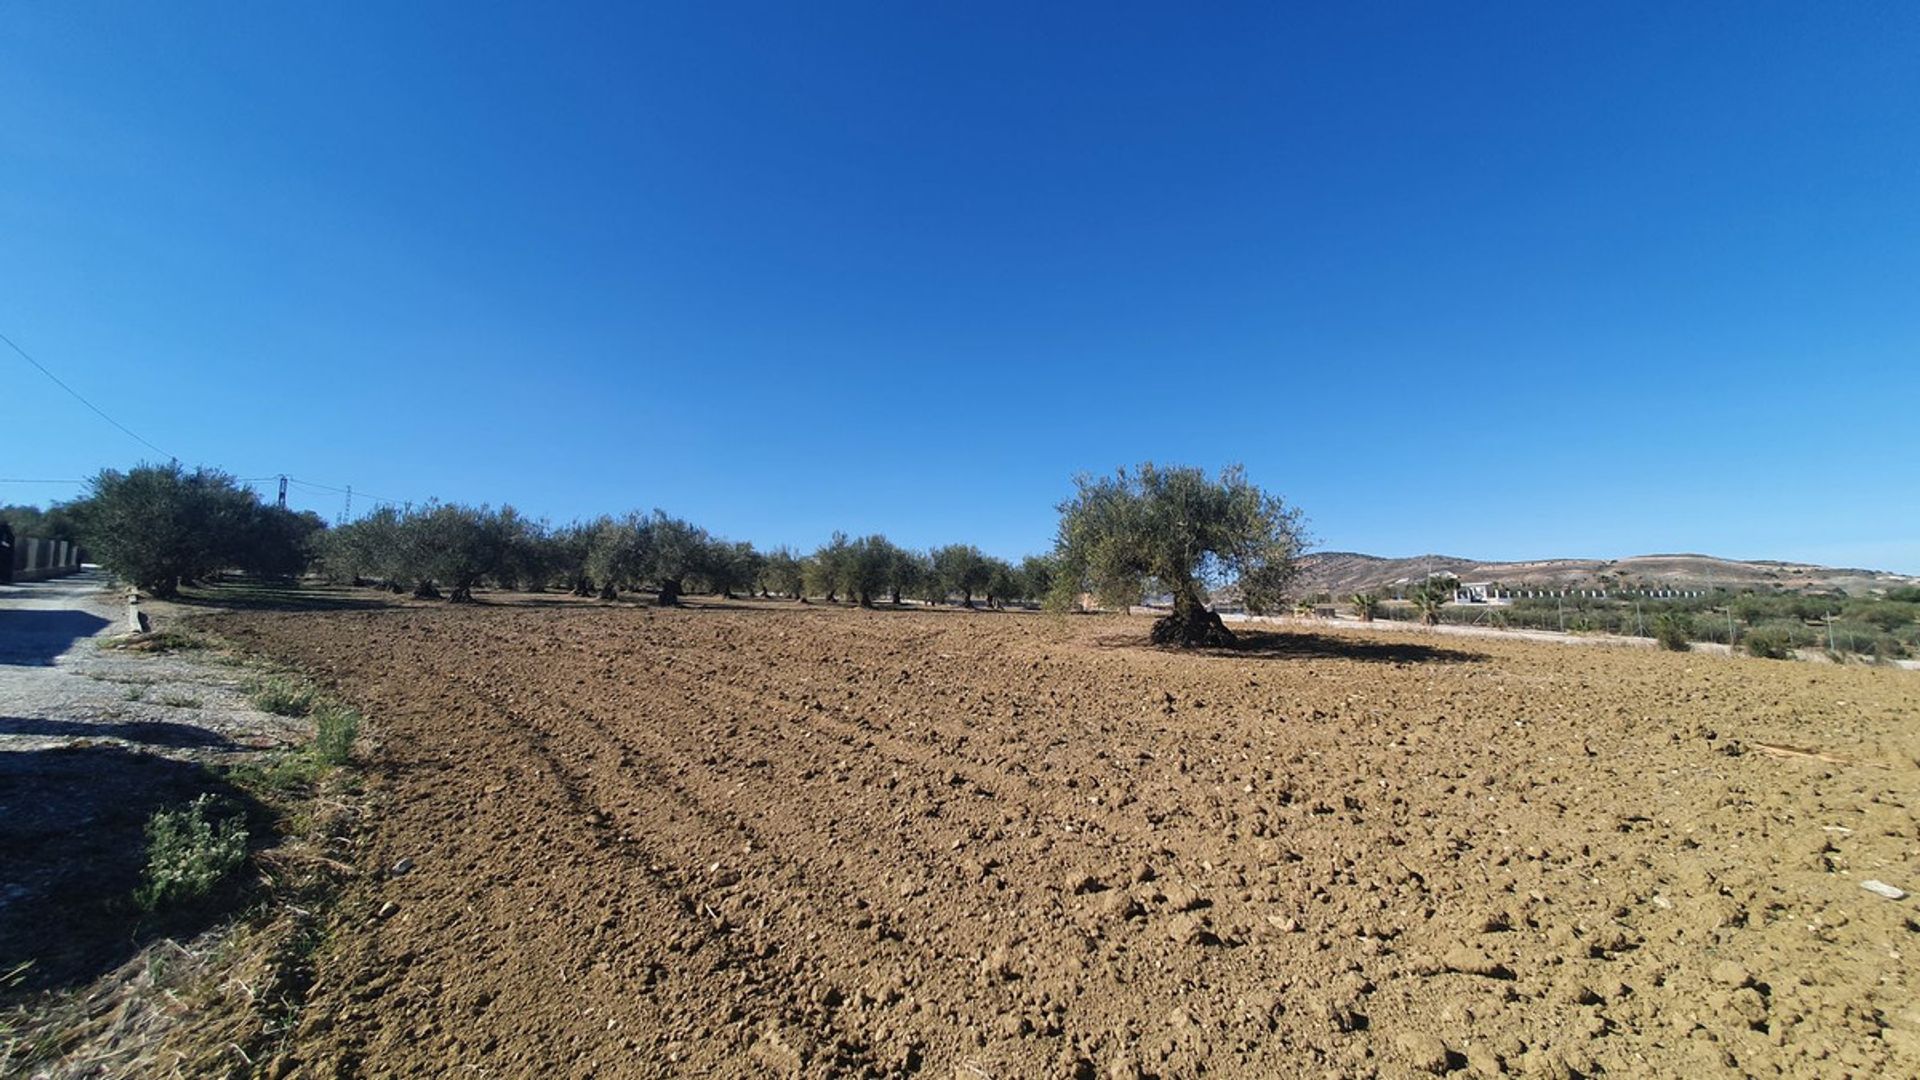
157 692 204 709
312 702 361 766
122 685 148 702
248 675 319 717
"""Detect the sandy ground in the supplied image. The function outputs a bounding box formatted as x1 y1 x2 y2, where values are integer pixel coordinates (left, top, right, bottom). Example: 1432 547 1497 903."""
188 599 1920 1079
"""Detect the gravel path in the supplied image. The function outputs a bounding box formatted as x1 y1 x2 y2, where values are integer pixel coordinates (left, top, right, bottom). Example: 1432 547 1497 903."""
1 570 307 995
0 570 303 754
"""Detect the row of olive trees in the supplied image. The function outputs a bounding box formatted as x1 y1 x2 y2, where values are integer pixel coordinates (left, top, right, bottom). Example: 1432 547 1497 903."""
26 464 328 597
44 459 1307 648
317 506 1061 609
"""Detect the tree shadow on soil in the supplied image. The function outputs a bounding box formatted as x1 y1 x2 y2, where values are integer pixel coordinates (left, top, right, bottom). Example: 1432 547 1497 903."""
1099 629 1486 665
0 744 265 994
1225 630 1486 664
0 716 236 750
173 580 391 613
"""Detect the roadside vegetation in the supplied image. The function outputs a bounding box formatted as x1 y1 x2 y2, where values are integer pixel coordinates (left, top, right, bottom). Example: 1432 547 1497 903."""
1352 585 1918 661
1 622 369 1075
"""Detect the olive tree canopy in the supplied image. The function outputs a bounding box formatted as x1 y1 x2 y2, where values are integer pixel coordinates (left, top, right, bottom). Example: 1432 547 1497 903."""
1053 463 1304 646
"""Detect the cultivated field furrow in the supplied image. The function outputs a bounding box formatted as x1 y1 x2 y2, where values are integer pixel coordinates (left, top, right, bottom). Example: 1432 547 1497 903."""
198 603 1920 1079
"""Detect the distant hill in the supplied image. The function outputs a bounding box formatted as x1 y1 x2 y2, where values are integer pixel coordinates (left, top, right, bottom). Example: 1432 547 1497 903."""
1290 551 1917 598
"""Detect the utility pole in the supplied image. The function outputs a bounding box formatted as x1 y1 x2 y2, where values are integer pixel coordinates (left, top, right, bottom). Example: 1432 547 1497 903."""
340 484 352 526
276 475 288 509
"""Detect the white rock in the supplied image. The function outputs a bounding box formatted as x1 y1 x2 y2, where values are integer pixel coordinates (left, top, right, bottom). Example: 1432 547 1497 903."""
1861 880 1907 901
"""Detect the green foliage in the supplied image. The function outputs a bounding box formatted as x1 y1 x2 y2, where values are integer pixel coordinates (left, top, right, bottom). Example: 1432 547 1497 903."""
696 538 760 599
983 557 1019 607
1017 554 1057 606
250 675 319 717
807 533 853 601
1350 593 1380 621
1409 576 1457 626
646 512 710 603
585 513 649 598
0 501 86 543
760 546 807 598
887 545 931 604
232 506 328 581
1887 586 1920 604
931 543 992 607
319 505 408 587
842 535 897 607
75 462 320 596
135 795 248 911
410 502 517 601
1744 626 1794 659
1052 463 1303 619
1653 610 1692 651
312 702 360 766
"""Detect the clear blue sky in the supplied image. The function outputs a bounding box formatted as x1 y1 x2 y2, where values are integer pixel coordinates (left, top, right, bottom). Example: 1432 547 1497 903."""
4 3 1917 572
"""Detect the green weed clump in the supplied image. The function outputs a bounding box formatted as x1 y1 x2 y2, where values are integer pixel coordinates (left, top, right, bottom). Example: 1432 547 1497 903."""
135 795 249 911
312 703 361 766
249 675 319 717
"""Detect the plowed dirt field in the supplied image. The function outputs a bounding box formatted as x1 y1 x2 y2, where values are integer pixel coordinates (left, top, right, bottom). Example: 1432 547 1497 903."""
200 603 1920 1079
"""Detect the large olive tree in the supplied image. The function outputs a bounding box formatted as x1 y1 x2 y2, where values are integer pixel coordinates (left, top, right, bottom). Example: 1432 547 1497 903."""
1053 463 1304 647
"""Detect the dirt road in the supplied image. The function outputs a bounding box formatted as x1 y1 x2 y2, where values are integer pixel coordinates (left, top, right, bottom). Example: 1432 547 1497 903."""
202 602 1920 1078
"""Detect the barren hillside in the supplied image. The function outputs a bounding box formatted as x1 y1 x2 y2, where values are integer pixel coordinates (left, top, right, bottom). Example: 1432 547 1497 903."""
1293 551 1915 598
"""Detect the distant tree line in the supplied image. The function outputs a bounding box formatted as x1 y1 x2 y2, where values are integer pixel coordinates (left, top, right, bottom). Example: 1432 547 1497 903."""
320 507 1060 609
14 460 1315 649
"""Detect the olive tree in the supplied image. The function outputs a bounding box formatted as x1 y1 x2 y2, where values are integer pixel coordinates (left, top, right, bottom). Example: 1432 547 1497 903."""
1016 554 1057 607
932 544 992 608
887 546 930 605
401 502 516 602
844 535 897 608
698 539 759 599
807 532 852 603
760 546 806 599
645 512 708 606
1053 462 1304 647
79 463 260 597
586 513 651 600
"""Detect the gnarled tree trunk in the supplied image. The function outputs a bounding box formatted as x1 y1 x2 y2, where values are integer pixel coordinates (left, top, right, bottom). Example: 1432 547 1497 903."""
658 579 682 607
1151 586 1236 648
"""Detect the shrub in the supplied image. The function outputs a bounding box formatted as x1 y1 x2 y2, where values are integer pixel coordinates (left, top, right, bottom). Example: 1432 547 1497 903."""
250 675 318 717
1744 627 1794 660
135 794 248 911
313 702 360 766
1350 593 1380 621
1654 611 1693 651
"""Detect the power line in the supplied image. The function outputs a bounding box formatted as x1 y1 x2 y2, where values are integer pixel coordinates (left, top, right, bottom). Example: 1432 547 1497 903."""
0 329 177 461
287 477 404 505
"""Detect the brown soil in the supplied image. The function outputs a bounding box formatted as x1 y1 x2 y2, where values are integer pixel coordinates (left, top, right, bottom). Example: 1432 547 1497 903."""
197 602 1920 1079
